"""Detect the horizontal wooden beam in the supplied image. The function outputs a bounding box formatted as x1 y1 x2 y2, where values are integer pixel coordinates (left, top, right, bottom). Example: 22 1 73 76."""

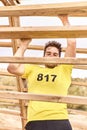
0 85 17 90
0 25 9 27
0 80 86 91
0 1 87 17
62 48 87 54
28 45 87 54
74 65 87 70
28 46 87 54
0 108 20 116
27 45 87 54
0 42 11 47
0 91 87 105
0 98 18 103
0 102 18 106
0 26 87 38
0 43 87 54
68 109 87 116
0 57 87 65
72 81 87 87
0 127 21 130
0 70 15 76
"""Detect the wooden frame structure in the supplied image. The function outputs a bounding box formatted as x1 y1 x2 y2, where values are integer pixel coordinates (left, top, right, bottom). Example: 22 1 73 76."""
0 0 87 130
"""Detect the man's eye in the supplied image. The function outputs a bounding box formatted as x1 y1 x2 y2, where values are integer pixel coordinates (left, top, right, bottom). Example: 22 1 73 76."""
54 54 58 56
46 53 50 55
48 53 51 55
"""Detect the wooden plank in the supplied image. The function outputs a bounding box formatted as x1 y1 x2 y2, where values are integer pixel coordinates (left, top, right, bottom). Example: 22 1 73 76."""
74 65 87 70
72 81 87 87
0 108 20 115
68 109 87 116
0 91 87 105
0 127 22 130
27 45 87 54
62 48 87 54
0 57 87 65
0 85 17 90
0 81 86 91
1 42 87 54
0 1 87 17
0 42 11 47
0 25 9 27
0 26 87 38
0 98 19 103
0 102 19 106
0 71 15 76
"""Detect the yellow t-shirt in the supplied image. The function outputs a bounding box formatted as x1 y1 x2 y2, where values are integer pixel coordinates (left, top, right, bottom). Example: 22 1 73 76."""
22 64 73 122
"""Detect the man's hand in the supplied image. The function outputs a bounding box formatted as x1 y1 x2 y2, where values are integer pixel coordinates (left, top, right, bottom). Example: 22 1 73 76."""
58 14 70 26
20 38 32 50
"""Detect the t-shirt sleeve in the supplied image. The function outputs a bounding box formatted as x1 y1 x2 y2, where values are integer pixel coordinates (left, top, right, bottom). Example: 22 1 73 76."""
22 64 33 78
62 64 73 75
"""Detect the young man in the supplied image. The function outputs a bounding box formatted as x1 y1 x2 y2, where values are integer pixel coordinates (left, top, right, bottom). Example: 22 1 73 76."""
7 15 76 130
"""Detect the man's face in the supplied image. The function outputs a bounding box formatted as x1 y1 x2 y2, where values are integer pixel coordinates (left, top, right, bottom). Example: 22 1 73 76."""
44 46 59 68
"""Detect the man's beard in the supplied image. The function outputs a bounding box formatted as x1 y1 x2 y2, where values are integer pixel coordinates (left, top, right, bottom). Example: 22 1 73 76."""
45 63 58 68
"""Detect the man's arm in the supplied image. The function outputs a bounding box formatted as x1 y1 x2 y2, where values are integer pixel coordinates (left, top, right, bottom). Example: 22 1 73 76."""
59 15 76 57
7 39 31 76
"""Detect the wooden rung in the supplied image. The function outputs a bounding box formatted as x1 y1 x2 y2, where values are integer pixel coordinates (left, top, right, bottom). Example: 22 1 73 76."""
62 48 87 54
0 57 87 65
0 26 87 38
0 91 87 105
0 80 86 91
0 127 22 130
27 45 87 54
0 65 86 72
0 108 20 116
0 102 19 106
0 98 19 103
0 71 15 76
72 81 87 87
0 85 17 90
68 109 87 116
0 42 11 47
74 65 87 70
0 42 87 54
0 1 87 17
0 25 9 27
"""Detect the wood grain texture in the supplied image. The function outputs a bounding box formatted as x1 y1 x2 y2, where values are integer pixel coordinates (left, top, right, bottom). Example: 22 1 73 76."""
0 1 87 17
0 26 87 38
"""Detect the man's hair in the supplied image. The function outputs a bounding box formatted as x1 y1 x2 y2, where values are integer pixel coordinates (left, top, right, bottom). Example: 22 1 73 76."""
44 41 62 57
